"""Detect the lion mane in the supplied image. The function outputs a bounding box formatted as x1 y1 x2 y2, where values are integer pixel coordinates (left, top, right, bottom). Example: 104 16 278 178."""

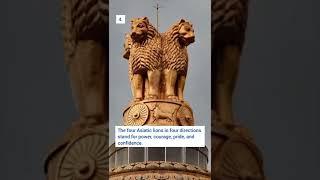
162 20 191 76
129 17 162 75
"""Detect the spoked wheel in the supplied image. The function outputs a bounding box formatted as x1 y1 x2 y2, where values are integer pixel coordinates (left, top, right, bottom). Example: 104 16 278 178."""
212 122 265 180
56 129 108 180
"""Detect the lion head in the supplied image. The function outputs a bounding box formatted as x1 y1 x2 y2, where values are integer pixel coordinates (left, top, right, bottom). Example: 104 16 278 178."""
130 17 150 42
123 33 132 59
177 19 195 46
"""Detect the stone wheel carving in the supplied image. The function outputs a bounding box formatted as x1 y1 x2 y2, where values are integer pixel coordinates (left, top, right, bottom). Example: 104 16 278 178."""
213 139 265 180
125 103 149 126
56 130 108 180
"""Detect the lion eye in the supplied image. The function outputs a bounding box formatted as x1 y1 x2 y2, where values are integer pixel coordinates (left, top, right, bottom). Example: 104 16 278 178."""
138 23 145 28
185 27 191 31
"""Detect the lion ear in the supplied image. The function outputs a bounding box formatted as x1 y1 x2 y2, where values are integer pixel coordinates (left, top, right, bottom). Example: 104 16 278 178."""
179 19 186 24
142 17 149 23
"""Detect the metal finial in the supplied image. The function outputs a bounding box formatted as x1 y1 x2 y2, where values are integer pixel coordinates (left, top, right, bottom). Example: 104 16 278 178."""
153 3 163 30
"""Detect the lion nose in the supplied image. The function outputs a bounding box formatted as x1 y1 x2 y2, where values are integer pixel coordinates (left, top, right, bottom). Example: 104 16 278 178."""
189 36 195 43
131 32 137 38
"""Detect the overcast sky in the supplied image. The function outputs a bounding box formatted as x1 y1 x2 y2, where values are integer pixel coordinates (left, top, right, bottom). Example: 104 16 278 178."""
109 0 211 164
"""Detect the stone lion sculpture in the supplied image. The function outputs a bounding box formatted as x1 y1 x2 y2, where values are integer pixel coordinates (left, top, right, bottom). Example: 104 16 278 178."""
61 0 107 126
127 17 162 101
213 0 249 124
122 33 135 96
123 33 132 60
162 19 195 100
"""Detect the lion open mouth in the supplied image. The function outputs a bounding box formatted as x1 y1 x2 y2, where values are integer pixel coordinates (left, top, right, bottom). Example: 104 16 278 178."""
131 31 146 42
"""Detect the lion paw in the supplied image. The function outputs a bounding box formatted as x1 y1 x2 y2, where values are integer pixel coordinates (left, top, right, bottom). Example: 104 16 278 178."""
167 95 179 101
146 95 158 100
133 97 143 102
